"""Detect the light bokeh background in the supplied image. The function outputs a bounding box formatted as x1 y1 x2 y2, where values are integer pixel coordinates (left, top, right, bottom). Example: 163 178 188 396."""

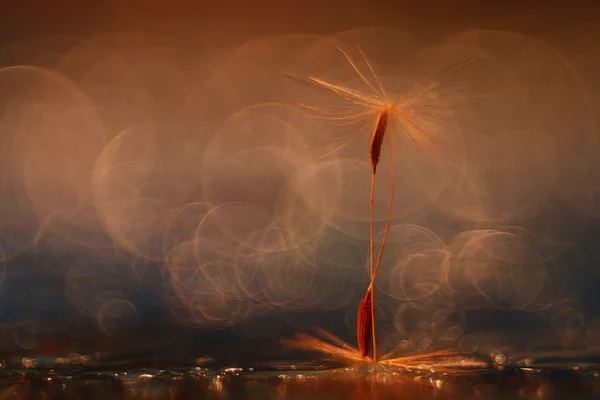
1 1 600 365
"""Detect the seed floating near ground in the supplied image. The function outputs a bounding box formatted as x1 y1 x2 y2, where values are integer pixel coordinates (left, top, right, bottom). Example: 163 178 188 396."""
356 288 373 358
281 328 488 370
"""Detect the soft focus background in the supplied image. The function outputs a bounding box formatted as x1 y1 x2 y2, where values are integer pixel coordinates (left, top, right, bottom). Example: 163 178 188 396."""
1 0 600 368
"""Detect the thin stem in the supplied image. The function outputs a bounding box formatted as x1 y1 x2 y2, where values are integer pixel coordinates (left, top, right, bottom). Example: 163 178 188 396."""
368 132 397 363
370 267 377 362
369 170 376 279
369 168 376 362
367 133 397 292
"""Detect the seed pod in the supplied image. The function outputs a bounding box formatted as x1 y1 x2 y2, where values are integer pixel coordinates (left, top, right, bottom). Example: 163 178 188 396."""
357 289 373 358
369 109 389 174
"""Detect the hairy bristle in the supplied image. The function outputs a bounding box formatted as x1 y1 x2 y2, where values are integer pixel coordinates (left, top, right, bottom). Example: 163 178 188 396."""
369 109 389 173
357 290 373 358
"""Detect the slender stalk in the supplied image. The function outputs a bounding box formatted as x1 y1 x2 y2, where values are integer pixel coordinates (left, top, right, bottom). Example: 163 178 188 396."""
369 169 377 361
369 171 376 284
363 107 391 362
367 131 396 363
369 131 396 293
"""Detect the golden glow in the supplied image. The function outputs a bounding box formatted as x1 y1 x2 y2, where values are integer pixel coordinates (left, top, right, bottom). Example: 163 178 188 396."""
282 329 487 370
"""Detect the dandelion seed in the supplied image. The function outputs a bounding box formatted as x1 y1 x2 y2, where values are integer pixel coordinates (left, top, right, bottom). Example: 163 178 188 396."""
285 44 481 362
281 328 487 370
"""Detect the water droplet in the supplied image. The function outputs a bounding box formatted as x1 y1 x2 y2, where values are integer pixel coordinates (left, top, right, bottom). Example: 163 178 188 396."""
22 357 36 368
494 353 507 364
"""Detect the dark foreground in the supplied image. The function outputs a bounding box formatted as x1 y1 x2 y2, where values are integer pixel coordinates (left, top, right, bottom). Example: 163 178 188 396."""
1 363 600 400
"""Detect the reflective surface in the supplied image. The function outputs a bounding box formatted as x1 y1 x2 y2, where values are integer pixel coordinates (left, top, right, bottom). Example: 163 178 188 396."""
1 363 600 400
